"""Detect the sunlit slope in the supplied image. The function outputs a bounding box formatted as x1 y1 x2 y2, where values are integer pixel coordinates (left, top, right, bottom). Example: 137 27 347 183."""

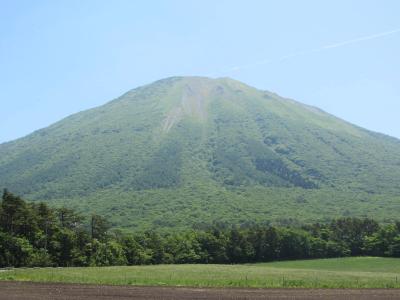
0 76 399 228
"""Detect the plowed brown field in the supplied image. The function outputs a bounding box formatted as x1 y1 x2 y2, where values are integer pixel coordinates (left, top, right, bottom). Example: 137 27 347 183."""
1 282 400 300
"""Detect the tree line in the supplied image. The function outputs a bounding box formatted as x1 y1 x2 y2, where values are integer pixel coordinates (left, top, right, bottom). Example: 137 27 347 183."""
1 189 400 267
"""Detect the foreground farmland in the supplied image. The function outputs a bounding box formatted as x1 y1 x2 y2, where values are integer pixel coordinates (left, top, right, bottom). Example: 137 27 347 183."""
1 257 400 289
1 282 400 300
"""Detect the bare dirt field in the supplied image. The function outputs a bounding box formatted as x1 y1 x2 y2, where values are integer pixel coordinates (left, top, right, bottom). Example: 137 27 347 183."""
1 282 400 300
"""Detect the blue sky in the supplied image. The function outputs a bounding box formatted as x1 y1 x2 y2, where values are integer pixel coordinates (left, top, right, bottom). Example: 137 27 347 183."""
0 0 399 143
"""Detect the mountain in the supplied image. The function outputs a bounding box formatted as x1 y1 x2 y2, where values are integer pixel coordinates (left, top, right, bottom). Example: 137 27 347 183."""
1 76 400 229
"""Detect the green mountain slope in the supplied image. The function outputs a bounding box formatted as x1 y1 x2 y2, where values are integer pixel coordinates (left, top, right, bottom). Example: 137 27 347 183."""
1 76 400 229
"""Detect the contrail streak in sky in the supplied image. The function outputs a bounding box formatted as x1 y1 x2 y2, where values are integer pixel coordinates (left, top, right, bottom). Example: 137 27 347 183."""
220 28 400 74
321 28 400 49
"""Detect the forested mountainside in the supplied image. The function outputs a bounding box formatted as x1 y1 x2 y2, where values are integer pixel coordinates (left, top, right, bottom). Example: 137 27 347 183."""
1 77 399 229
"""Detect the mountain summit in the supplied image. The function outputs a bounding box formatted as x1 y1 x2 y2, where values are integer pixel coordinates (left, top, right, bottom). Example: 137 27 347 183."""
1 76 400 229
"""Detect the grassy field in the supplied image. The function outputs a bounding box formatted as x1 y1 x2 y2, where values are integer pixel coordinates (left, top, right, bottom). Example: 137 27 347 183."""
1 257 400 288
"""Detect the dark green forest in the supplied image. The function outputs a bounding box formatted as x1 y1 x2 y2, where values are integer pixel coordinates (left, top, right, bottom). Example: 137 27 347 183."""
2 190 400 268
